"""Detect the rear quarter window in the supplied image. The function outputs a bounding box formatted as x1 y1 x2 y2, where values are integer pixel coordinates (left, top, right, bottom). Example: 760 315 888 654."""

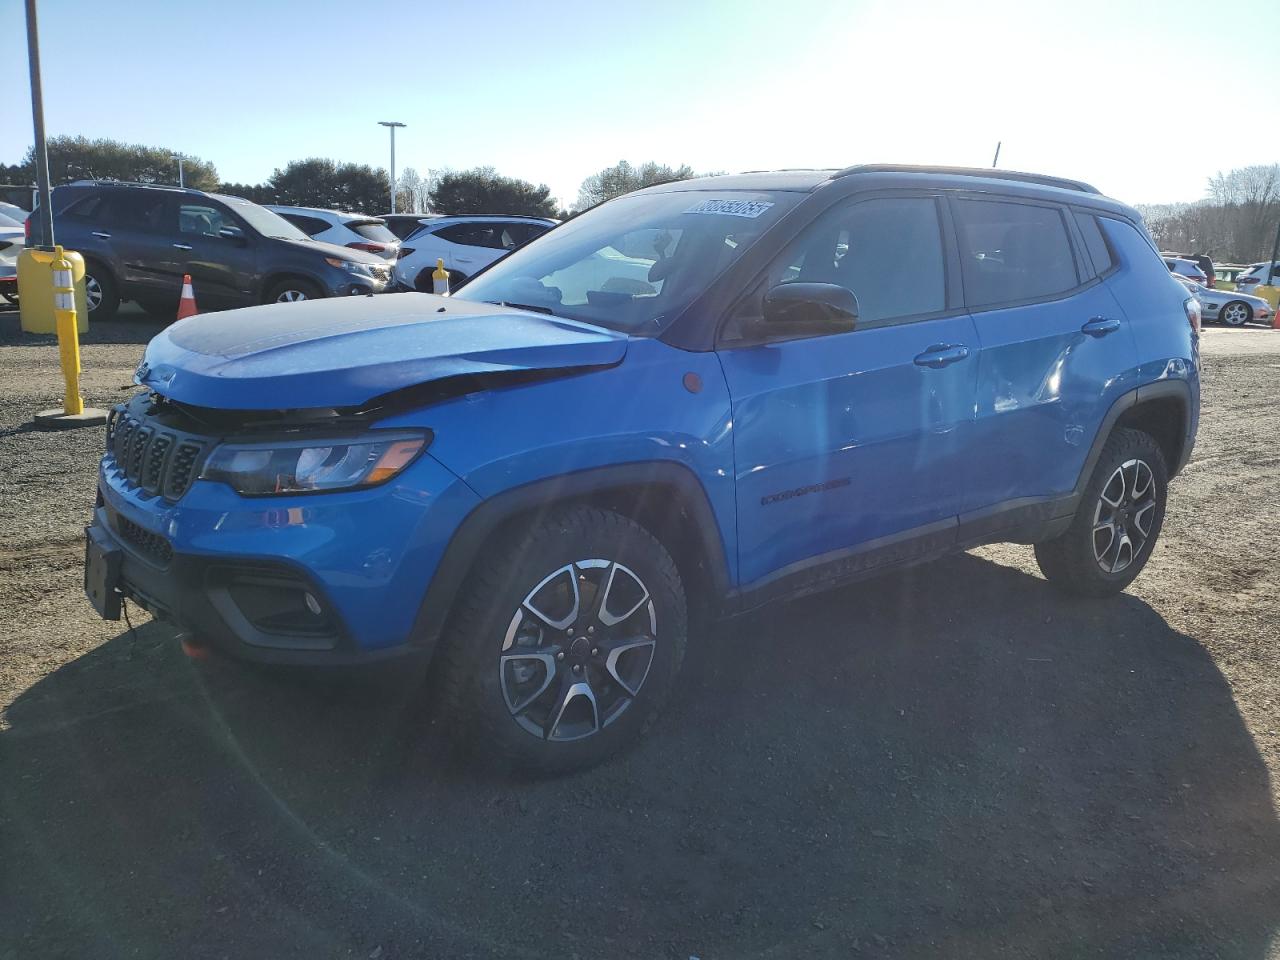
1074 212 1115 276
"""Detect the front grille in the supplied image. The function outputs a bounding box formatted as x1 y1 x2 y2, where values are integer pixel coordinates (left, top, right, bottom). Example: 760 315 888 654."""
112 510 174 566
104 404 210 502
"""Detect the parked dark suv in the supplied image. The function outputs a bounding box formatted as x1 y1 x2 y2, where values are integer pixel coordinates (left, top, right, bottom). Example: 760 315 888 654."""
86 165 1200 772
30 181 391 319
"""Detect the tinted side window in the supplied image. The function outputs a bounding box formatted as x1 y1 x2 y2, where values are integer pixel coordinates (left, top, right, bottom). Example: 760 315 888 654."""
747 196 946 328
101 192 171 233
179 203 234 236
436 223 507 249
955 199 1079 307
1074 212 1114 275
62 193 106 221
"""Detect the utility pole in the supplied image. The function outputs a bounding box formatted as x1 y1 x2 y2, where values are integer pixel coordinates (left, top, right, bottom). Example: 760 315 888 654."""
991 141 1002 168
25 0 53 249
378 121 406 213
172 154 185 188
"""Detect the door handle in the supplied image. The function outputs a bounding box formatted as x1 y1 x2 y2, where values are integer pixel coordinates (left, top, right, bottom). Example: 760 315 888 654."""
913 344 970 368
172 243 193 251
1081 316 1121 337
91 231 111 239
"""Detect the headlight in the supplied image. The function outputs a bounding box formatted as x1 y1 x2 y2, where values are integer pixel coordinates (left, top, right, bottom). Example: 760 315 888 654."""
324 256 373 275
200 432 430 496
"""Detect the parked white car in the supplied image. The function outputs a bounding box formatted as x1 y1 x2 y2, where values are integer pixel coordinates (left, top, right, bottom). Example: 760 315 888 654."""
393 215 557 291
0 210 23 305
379 214 436 241
1234 261 1280 293
1173 274 1271 326
1163 256 1209 285
265 205 400 260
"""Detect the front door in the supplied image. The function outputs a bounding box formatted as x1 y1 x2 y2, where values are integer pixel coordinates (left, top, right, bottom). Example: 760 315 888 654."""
170 201 259 308
717 194 979 589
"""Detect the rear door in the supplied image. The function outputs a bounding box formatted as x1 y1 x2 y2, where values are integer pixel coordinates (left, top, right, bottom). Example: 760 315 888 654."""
95 191 179 301
953 196 1140 520
717 193 979 588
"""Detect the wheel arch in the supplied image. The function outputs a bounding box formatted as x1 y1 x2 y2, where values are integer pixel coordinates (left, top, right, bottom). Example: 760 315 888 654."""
260 270 324 303
1078 381 1193 493
409 462 732 662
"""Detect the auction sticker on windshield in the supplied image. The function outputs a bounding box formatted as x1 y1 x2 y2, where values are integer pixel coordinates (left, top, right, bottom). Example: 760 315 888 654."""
684 198 774 218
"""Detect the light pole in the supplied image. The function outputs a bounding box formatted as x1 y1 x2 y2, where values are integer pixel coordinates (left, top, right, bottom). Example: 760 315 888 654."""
25 0 54 249
378 120 406 213
171 154 185 188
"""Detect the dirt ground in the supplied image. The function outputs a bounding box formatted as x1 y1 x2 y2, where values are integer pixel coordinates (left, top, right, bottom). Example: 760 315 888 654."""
2 303 1278 959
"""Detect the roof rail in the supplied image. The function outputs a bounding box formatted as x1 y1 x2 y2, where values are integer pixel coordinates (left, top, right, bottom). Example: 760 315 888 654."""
68 179 193 191
830 164 1101 195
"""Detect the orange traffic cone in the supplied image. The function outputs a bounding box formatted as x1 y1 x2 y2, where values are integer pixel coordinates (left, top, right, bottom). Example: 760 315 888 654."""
176 274 199 321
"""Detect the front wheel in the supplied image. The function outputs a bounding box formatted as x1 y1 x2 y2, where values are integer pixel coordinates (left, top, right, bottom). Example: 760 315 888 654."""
265 278 323 304
434 506 687 773
1035 427 1168 597
1219 300 1252 327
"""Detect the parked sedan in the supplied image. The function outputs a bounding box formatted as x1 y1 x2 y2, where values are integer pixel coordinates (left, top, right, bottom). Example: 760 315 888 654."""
393 215 557 291
0 210 23 305
1174 274 1271 326
266 205 400 260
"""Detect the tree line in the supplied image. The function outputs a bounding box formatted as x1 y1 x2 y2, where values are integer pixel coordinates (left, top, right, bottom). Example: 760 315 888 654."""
1136 164 1280 264
2 136 706 220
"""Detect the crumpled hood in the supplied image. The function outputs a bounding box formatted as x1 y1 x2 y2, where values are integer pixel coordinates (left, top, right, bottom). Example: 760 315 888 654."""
136 292 628 410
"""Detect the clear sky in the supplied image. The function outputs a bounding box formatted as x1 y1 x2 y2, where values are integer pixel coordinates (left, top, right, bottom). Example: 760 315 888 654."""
2 0 1277 209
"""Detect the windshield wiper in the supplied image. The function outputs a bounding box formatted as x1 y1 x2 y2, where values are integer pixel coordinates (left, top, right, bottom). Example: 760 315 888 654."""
495 300 556 316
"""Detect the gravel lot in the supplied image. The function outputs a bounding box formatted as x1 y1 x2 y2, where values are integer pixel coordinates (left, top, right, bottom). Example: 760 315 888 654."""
2 303 1278 959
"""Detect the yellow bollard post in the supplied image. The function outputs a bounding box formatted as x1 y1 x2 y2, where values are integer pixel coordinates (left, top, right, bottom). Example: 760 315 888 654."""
52 247 84 415
31 247 107 430
432 258 450 295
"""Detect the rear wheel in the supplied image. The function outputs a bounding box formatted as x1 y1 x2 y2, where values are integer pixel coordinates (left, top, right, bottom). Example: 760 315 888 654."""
1219 300 1252 327
266 278 323 304
434 506 687 773
84 265 120 321
1035 427 1168 597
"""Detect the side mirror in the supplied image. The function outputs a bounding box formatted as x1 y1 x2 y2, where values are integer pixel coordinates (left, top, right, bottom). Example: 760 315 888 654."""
218 226 247 245
762 282 858 333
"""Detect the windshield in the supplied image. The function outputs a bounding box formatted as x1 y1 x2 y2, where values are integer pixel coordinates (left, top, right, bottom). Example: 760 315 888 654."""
0 212 21 228
453 190 800 334
214 195 309 241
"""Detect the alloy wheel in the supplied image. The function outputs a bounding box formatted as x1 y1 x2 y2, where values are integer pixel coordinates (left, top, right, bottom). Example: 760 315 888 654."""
499 559 657 742
1221 301 1250 326
276 288 309 302
85 275 103 312
1092 458 1158 574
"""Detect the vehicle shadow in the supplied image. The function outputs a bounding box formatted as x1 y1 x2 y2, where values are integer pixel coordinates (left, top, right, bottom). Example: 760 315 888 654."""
2 552 1277 959
0 308 164 348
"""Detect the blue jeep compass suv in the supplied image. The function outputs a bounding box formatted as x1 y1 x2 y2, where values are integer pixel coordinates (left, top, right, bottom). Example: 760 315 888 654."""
85 165 1200 771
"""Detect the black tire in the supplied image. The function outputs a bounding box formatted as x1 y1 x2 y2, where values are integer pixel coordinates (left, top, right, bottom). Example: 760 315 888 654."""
434 506 687 774
84 264 120 321
1035 427 1168 597
414 267 464 294
1219 300 1252 327
265 277 323 304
